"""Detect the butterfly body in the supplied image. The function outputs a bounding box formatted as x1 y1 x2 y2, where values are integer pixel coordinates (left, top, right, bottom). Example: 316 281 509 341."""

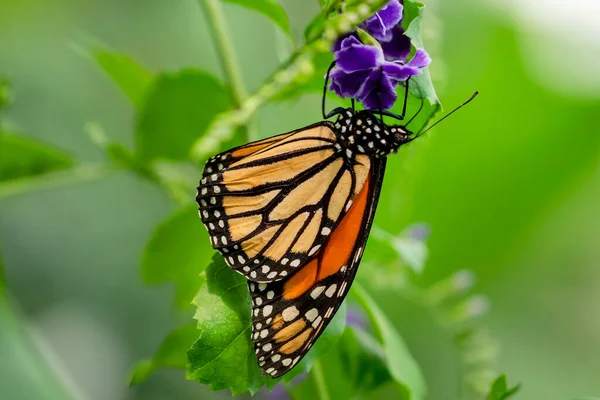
196 109 411 377
331 108 410 158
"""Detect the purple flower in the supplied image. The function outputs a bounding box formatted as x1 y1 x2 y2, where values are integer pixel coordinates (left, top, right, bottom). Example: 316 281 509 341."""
361 0 403 41
346 307 369 330
380 25 412 61
329 35 431 109
405 222 431 241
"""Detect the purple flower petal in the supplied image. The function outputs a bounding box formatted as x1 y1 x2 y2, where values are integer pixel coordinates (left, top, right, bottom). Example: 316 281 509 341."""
329 68 371 98
407 222 431 241
335 36 382 73
357 69 398 109
332 33 354 52
361 0 403 41
382 62 420 81
408 48 432 69
380 26 412 61
346 307 369 330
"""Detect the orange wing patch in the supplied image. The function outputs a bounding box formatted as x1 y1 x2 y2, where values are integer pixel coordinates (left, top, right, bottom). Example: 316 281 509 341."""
319 174 370 280
282 176 370 300
246 163 385 378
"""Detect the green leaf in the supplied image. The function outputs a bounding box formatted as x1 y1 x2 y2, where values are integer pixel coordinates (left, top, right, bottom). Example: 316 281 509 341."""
304 13 325 42
402 0 440 108
136 69 231 163
352 283 427 399
93 49 153 109
486 374 521 400
222 0 292 41
289 327 392 400
186 255 275 395
0 134 73 182
348 327 394 392
186 255 347 394
141 205 213 309
130 322 199 385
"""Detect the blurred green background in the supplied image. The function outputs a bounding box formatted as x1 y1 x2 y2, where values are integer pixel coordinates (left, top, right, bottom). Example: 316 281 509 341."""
0 0 598 399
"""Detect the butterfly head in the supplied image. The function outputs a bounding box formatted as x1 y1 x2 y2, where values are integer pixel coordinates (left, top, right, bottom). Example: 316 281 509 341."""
332 109 413 158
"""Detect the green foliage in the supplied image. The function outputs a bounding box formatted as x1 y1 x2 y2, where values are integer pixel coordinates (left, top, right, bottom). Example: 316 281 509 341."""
1 1 546 399
0 134 73 182
222 0 292 41
185 255 347 395
486 374 521 400
403 1 438 107
130 322 199 386
136 70 231 163
186 256 276 394
128 0 445 397
93 49 153 109
290 327 393 399
141 206 213 309
352 283 427 400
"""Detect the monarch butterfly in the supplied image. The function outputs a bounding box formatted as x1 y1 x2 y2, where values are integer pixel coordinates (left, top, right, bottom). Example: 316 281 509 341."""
196 65 477 378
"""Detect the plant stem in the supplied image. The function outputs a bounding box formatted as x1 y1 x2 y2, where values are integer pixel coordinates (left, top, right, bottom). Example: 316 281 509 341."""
0 294 81 399
312 359 331 400
0 163 116 200
191 0 390 162
199 0 256 141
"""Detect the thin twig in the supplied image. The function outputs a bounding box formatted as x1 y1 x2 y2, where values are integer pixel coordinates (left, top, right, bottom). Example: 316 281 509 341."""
312 359 331 400
198 0 257 141
0 163 116 200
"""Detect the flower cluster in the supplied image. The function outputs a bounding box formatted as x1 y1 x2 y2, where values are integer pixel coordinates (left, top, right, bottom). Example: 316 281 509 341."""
329 0 431 110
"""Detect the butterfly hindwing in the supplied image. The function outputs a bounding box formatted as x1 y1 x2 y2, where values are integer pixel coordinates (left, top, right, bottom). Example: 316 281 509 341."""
197 122 371 283
247 158 386 377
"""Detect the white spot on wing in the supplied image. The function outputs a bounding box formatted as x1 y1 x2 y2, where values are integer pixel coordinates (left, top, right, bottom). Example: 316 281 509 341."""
325 284 338 298
305 308 318 322
263 305 273 316
282 306 299 322
309 245 321 256
310 286 325 299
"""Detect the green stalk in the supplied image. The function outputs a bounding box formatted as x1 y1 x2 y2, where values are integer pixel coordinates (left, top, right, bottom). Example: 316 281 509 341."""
0 164 115 200
198 0 255 141
0 294 80 399
312 359 331 400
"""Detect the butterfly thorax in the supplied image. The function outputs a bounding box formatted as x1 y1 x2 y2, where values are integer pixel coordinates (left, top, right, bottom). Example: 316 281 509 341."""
331 109 410 158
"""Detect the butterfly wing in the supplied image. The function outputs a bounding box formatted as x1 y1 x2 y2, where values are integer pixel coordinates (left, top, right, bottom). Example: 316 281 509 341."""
247 158 386 377
197 122 371 282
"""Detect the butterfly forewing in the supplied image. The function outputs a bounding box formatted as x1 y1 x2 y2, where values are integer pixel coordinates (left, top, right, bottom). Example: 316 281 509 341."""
197 122 371 283
247 159 386 377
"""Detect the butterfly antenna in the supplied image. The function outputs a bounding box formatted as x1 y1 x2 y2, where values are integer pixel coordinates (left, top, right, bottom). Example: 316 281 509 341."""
404 82 425 128
401 77 410 119
412 91 479 139
322 61 337 119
